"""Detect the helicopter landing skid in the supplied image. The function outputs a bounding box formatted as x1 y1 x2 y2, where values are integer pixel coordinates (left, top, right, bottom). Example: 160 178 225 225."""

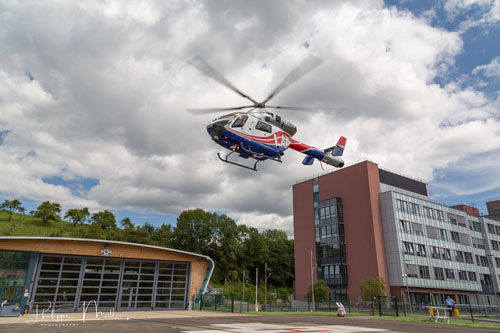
217 152 260 171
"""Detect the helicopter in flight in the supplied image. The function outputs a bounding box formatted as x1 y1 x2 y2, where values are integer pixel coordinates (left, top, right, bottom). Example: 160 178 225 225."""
187 56 347 171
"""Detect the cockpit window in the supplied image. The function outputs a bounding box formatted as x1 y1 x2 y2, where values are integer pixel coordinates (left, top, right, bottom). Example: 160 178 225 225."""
255 120 272 133
232 115 248 128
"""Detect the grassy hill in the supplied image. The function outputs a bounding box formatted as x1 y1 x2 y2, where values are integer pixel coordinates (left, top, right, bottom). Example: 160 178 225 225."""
0 211 93 238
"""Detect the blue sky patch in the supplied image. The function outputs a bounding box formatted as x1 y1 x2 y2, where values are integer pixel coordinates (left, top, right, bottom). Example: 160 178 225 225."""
0 130 10 145
42 176 100 197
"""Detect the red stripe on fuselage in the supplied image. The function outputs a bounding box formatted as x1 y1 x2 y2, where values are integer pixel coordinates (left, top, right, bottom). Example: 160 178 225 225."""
289 138 317 153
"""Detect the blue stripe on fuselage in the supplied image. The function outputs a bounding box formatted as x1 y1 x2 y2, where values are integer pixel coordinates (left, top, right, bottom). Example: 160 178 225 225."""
207 126 283 159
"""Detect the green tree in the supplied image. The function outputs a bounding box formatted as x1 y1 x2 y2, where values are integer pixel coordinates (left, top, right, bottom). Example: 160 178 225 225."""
360 276 387 301
262 229 294 287
64 207 90 228
91 210 117 230
0 199 24 222
120 217 134 229
305 280 329 304
33 201 61 223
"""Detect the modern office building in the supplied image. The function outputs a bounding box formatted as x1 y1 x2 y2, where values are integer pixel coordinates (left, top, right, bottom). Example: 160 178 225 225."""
486 200 500 222
293 160 500 306
0 237 213 315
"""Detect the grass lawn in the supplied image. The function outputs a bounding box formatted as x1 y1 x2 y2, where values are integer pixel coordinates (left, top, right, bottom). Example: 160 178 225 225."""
236 311 372 317
230 310 500 329
373 315 500 329
0 211 90 237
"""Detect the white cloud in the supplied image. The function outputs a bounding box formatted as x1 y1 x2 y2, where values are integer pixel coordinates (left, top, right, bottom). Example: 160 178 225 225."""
0 1 499 235
472 56 500 77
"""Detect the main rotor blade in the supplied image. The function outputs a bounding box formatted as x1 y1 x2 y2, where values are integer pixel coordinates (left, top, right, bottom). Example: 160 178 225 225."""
187 105 254 115
188 56 259 105
266 105 344 113
261 56 323 105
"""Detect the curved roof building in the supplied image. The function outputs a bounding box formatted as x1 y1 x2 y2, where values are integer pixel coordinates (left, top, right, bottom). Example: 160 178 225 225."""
0 237 214 315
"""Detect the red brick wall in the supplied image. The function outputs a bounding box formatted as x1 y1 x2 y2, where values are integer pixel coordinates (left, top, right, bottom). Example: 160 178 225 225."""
293 161 390 300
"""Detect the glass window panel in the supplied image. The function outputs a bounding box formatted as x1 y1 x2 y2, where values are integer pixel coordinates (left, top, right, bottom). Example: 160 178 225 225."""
60 272 79 280
41 264 61 271
125 261 140 267
105 259 121 266
103 273 119 279
43 256 62 263
101 280 118 287
101 288 117 294
84 273 101 279
86 259 104 265
39 271 59 278
83 280 100 286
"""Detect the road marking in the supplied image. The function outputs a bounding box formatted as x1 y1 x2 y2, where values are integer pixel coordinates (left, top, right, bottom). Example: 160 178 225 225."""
181 322 389 333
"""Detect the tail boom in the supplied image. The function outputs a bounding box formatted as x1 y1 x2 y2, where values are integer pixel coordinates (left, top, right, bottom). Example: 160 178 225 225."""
290 137 345 168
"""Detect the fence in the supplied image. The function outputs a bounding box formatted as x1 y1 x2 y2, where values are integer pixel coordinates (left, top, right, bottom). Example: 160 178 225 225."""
195 293 500 324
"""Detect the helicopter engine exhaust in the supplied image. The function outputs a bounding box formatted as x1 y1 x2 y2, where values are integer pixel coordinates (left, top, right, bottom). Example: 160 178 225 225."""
321 155 344 168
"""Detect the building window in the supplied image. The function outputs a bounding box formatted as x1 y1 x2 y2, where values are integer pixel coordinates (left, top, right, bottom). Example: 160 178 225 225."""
408 202 420 215
415 244 426 257
468 271 477 281
464 252 474 264
436 210 445 221
424 206 433 219
496 226 500 235
492 240 499 251
434 267 445 280
419 265 430 279
449 217 457 225
495 258 500 268
451 231 460 243
458 271 468 281
473 237 485 249
431 246 440 259
488 224 496 234
445 268 455 280
400 220 411 233
437 229 448 241
403 241 414 255
472 222 481 232
455 250 464 262
441 248 452 261
476 255 489 267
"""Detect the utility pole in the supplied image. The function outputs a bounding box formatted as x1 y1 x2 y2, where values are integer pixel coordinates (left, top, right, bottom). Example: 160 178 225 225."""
255 268 259 312
311 250 315 312
265 262 271 311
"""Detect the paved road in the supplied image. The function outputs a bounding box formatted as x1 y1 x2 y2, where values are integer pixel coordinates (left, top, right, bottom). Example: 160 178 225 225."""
0 312 497 333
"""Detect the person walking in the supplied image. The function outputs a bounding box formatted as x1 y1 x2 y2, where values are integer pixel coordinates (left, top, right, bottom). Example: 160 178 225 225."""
445 296 455 317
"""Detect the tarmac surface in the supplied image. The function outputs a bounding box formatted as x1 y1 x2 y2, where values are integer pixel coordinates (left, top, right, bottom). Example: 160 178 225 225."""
0 310 498 333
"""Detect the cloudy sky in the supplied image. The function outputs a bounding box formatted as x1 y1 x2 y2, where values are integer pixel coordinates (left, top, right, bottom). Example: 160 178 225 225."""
1 0 499 235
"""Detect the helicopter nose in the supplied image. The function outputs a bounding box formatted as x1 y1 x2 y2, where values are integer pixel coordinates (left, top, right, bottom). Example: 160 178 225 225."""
207 120 227 136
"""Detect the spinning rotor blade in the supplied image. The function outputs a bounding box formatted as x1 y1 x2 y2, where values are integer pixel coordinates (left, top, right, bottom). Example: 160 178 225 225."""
261 56 323 105
265 105 344 113
188 56 259 105
187 105 254 115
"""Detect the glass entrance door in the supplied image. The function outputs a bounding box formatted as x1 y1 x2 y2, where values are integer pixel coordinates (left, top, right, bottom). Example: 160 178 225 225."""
118 260 155 310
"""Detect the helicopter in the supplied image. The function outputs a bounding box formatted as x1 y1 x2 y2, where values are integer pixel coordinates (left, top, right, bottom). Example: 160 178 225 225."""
187 56 347 171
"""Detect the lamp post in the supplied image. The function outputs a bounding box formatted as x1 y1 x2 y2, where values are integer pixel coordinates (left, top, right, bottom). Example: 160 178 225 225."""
310 250 316 312
265 262 271 312
255 268 258 312
401 255 412 315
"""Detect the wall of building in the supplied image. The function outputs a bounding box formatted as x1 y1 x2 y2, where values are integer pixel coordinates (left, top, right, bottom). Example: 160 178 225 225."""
487 200 500 215
0 238 210 302
293 161 390 300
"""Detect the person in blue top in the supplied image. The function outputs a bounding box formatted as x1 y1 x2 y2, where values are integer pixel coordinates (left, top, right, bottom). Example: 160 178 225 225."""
445 296 456 316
